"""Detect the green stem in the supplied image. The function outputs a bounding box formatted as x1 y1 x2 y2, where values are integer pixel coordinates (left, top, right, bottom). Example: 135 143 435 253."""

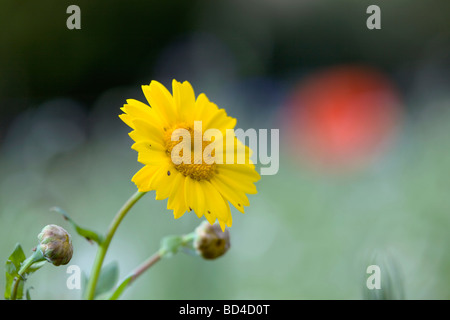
128 232 196 285
181 232 195 244
129 252 161 285
84 190 147 300
110 232 196 300
10 250 45 300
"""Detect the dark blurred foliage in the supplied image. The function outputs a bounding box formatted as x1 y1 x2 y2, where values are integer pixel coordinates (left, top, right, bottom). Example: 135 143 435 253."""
1 0 449 143
0 0 196 138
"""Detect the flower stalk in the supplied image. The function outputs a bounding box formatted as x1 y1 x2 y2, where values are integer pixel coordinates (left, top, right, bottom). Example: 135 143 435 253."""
84 190 147 300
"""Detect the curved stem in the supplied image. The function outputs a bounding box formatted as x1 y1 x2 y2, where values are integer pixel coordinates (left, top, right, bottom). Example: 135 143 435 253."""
129 252 161 285
10 260 33 300
110 232 197 300
129 232 195 282
10 250 45 300
10 278 21 301
84 190 146 300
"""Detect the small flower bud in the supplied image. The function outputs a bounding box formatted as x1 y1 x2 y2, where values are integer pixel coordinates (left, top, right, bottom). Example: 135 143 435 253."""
194 221 230 260
37 224 73 266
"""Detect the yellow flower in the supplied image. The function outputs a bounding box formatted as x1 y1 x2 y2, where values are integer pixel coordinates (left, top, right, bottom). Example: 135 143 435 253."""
120 80 260 230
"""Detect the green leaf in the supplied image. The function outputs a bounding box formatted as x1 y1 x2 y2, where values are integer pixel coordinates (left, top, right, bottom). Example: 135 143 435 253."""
4 272 15 300
4 245 46 300
94 261 119 299
5 260 16 276
7 244 26 271
160 235 183 257
51 206 103 244
4 244 26 300
107 275 133 300
4 244 26 299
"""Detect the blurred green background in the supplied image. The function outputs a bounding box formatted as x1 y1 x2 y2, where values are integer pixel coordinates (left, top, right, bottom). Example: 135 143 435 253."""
1 0 449 299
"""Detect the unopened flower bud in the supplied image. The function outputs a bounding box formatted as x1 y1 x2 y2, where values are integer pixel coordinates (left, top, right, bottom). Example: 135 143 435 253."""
194 221 230 260
37 224 73 266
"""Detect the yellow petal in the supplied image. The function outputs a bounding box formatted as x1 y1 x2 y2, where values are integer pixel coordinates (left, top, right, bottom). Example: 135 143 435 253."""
184 177 205 218
122 99 163 127
203 181 230 223
210 176 248 213
132 119 165 144
172 80 196 122
215 166 258 194
132 140 166 153
204 109 237 133
136 145 168 166
192 93 217 123
119 114 134 129
152 164 179 201
128 130 152 143
219 220 226 231
218 163 261 182
142 81 176 127
167 174 188 219
131 165 160 192
224 200 233 226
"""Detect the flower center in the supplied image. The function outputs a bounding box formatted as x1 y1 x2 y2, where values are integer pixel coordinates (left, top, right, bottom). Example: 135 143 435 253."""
164 124 217 181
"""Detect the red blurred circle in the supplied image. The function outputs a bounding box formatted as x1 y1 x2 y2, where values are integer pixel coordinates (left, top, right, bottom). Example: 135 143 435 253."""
283 65 403 172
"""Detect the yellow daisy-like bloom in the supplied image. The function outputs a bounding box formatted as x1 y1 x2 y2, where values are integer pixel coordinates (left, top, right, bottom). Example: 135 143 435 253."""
119 80 260 230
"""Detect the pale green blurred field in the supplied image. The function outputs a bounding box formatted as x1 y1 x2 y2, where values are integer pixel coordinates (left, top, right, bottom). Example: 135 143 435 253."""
1 89 449 300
